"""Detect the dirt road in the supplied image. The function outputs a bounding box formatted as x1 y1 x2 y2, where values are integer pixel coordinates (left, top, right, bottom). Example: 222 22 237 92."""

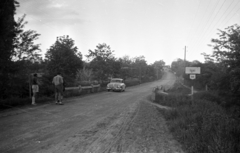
0 71 183 153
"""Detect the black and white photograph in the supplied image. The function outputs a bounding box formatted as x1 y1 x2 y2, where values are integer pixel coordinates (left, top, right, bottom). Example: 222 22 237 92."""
0 0 240 152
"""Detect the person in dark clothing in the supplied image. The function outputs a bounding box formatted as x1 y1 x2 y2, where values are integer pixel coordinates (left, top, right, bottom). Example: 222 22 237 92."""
32 73 38 105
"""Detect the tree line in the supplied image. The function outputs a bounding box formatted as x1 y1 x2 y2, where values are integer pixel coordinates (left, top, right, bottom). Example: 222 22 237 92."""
171 24 240 107
0 0 165 99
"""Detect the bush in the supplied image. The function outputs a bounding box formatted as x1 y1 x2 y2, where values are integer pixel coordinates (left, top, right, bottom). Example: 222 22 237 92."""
125 78 140 86
155 93 191 107
193 91 222 104
156 88 240 153
78 81 92 86
159 99 240 153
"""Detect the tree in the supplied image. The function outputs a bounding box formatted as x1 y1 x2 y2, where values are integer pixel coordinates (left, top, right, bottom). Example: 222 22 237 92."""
131 56 148 82
13 14 41 61
171 58 187 77
76 67 93 83
0 0 19 98
119 56 134 79
209 24 240 94
45 35 83 83
153 60 165 79
86 43 116 81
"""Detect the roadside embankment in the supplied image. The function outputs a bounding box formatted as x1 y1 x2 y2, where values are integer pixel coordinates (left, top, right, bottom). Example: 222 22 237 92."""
154 84 240 153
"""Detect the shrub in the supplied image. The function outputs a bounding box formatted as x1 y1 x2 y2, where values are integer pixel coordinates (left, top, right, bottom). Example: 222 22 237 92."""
156 88 240 153
78 81 92 86
125 78 140 86
193 91 222 104
159 99 240 153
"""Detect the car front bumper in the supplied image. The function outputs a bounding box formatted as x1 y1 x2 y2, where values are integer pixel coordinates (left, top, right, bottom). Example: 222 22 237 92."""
107 87 122 91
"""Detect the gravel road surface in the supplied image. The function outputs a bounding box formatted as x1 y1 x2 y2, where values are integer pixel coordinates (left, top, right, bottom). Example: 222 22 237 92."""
0 71 183 153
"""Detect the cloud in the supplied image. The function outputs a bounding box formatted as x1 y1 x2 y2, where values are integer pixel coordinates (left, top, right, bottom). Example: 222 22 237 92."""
17 0 87 26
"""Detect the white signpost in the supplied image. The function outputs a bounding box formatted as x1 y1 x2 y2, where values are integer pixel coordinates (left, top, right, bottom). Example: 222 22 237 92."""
185 67 201 74
185 67 201 104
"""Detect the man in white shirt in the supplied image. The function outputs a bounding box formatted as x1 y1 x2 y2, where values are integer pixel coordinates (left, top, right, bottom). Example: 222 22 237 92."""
52 72 64 105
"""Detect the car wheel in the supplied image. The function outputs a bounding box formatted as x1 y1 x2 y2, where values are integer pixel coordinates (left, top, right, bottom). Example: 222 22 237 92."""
107 89 110 92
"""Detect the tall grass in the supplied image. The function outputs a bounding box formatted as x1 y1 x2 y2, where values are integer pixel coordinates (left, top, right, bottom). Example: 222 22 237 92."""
155 89 240 153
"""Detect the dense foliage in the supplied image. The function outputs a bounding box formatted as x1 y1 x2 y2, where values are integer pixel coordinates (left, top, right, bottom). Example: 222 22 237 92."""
45 35 83 86
13 14 41 61
0 0 19 98
86 43 118 81
0 0 165 103
171 24 240 99
167 24 240 153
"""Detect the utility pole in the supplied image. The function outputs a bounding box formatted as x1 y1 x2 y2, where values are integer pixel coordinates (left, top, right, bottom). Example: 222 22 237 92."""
184 46 186 64
183 46 187 85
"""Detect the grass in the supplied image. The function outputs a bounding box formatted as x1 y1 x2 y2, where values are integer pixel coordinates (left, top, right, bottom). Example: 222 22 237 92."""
155 85 240 153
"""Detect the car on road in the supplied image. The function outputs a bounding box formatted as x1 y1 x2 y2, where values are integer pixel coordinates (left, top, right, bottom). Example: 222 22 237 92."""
107 78 126 92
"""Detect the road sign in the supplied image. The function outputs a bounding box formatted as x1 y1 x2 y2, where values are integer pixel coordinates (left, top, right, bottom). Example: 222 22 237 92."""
185 67 201 74
190 74 196 80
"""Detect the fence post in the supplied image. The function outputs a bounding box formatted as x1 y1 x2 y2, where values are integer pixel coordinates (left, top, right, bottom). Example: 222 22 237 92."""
191 86 194 104
79 85 82 93
91 84 94 93
98 85 100 92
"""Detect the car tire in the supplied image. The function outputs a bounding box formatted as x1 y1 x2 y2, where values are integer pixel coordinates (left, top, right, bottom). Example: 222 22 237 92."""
107 89 110 92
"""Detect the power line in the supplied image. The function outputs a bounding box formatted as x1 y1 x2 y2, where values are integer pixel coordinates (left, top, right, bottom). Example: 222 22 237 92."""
196 0 239 49
187 0 201 44
191 0 235 51
188 0 224 54
189 0 211 46
192 0 227 46
209 0 236 29
194 0 221 43
223 1 240 25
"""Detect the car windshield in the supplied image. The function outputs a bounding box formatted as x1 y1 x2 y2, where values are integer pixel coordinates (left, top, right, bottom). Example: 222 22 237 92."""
111 79 122 83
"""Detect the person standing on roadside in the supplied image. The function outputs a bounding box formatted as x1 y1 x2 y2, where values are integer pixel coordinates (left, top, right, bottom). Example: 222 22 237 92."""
32 73 38 105
52 72 64 105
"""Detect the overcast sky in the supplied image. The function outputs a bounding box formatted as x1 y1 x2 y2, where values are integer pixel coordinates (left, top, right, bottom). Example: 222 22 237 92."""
15 0 240 65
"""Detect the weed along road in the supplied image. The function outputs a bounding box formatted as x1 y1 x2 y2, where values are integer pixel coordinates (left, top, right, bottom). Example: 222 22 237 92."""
0 71 183 153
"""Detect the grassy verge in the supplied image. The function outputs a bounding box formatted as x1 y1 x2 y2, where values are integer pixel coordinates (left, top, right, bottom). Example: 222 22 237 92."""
155 86 240 153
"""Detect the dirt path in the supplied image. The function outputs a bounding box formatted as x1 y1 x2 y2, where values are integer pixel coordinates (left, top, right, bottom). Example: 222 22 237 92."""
0 71 183 153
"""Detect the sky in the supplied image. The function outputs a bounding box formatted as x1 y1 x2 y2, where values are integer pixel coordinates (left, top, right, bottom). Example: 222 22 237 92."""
15 0 240 65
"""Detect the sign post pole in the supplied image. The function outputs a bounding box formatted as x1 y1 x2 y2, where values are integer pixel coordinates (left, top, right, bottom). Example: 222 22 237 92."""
191 85 194 104
185 67 201 105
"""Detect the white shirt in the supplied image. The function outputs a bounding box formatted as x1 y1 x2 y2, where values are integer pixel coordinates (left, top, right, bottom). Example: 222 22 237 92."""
52 75 63 86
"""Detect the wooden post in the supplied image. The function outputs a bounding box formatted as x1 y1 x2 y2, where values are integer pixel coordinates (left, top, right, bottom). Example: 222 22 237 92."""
79 85 82 93
98 85 100 92
91 84 94 93
191 85 194 104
